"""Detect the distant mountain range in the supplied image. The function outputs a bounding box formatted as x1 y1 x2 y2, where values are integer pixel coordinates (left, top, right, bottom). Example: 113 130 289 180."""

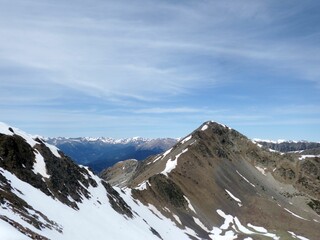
46 137 178 173
253 139 320 153
1 121 320 239
46 136 320 174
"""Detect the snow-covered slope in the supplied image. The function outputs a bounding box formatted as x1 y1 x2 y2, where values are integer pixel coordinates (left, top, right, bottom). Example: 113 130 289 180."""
0 122 194 240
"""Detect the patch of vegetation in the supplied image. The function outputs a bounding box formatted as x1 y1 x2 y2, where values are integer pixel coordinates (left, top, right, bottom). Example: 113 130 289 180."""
149 174 187 208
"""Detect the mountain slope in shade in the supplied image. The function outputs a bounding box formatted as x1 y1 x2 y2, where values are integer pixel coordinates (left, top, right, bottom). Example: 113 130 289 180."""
46 137 177 173
104 121 320 239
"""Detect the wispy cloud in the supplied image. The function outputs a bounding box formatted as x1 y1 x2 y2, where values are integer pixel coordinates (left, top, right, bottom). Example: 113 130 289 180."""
1 0 319 102
0 0 319 140
133 107 203 114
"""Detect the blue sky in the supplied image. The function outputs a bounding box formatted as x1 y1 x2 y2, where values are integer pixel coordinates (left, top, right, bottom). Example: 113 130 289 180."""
1 0 320 141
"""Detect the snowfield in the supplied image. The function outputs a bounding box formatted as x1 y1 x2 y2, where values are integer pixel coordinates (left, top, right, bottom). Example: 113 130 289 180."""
0 166 189 240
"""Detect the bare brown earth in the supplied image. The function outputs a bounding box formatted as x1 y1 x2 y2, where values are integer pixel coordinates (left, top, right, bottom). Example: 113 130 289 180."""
103 121 320 239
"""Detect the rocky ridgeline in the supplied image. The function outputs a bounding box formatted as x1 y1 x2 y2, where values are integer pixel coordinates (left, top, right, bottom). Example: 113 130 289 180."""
104 121 320 240
1 121 320 240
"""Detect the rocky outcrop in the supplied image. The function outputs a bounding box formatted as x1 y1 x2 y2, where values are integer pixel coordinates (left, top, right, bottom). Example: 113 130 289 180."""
100 159 139 187
0 133 98 209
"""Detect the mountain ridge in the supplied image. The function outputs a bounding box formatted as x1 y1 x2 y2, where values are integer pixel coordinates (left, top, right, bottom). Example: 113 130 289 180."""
104 121 320 239
0 122 191 239
1 121 320 239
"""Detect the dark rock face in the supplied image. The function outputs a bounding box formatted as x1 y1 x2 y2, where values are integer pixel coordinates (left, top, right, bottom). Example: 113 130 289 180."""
35 142 98 208
101 180 133 218
0 133 98 209
0 134 51 196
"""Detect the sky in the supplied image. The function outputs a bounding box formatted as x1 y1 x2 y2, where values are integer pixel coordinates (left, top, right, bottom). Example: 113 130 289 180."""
1 0 320 141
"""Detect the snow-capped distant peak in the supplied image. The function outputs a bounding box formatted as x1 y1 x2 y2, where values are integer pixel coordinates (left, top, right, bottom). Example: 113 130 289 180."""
46 136 164 145
252 138 301 144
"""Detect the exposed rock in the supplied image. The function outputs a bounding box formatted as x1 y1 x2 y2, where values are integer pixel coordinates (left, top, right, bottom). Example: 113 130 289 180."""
100 159 138 187
101 180 133 218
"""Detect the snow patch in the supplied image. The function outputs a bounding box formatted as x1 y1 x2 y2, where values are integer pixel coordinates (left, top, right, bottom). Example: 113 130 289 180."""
225 189 242 207
216 209 234 230
299 155 320 160
135 180 150 191
201 124 208 131
161 148 172 159
247 223 268 233
268 148 278 153
181 135 192 144
44 142 61 158
255 166 267 176
193 217 210 232
33 150 50 178
184 196 196 213
284 208 309 221
216 209 280 239
236 170 255 187
163 207 170 212
173 214 182 225
252 140 263 148
153 155 162 163
234 217 255 234
161 148 188 176
288 231 310 240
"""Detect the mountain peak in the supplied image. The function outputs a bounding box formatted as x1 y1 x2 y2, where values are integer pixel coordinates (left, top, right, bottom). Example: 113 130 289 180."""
104 120 320 240
2 121 320 240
